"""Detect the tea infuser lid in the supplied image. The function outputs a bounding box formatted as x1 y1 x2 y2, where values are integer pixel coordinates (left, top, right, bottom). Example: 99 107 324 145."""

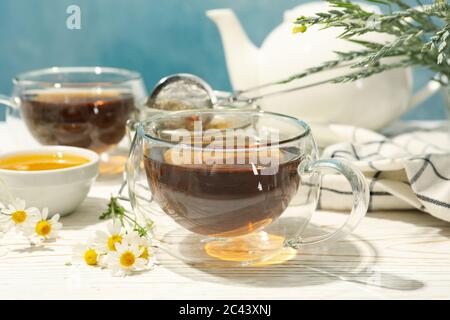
146 73 218 111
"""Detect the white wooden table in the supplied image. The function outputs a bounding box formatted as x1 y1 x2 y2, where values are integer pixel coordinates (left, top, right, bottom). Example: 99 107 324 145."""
1 123 450 300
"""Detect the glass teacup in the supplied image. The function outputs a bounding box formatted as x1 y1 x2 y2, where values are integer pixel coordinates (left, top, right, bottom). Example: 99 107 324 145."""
127 110 369 266
0 67 147 173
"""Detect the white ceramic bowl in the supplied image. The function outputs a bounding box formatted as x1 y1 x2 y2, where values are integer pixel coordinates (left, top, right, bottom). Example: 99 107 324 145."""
0 146 99 216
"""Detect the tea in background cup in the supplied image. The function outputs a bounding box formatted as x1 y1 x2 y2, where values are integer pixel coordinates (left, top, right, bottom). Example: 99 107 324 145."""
20 89 136 153
0 67 147 172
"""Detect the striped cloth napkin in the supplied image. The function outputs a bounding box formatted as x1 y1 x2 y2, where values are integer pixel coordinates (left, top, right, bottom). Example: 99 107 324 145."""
315 121 450 222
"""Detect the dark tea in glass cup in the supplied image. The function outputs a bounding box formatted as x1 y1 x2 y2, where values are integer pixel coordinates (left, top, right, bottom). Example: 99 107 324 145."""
0 67 147 174
127 110 370 266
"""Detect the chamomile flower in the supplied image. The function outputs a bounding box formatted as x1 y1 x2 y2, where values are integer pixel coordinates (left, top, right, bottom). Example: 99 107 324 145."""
95 221 124 252
106 239 147 276
1 198 38 233
73 240 104 267
26 208 62 243
124 230 154 263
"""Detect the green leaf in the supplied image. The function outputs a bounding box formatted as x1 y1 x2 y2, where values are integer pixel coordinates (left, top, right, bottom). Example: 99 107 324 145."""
99 196 126 220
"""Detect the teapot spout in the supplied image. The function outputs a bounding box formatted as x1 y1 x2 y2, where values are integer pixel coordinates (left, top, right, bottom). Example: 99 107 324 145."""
206 9 259 90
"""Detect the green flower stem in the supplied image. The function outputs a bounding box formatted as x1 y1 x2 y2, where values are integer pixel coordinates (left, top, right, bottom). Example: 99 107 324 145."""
100 196 154 239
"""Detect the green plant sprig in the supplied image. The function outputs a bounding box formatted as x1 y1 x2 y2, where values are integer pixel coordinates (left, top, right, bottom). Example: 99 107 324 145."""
289 0 450 86
100 196 153 238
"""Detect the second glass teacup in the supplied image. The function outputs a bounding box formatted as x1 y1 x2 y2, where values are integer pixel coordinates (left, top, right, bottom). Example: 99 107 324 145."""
127 110 369 266
1 67 147 173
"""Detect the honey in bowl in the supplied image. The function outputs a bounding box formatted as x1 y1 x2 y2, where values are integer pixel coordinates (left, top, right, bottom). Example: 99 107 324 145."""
0 153 90 171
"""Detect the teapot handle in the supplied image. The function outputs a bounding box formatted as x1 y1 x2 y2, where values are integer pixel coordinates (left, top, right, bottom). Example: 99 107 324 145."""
406 80 441 112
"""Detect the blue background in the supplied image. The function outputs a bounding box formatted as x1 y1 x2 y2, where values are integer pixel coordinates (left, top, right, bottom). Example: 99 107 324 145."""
0 0 447 121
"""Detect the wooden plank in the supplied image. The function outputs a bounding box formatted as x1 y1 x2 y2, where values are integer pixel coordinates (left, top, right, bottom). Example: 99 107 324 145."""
1 184 449 299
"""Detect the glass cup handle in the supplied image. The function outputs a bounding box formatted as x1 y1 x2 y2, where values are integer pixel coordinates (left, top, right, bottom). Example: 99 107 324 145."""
287 158 370 249
0 94 17 110
126 131 154 219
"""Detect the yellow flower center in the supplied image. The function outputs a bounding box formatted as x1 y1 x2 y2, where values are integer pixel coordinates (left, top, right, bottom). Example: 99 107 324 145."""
36 220 52 236
107 234 122 251
83 249 98 266
11 210 27 224
119 251 136 268
140 246 150 260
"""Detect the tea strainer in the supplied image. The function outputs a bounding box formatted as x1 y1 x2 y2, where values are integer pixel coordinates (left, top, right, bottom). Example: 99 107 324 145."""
145 66 351 110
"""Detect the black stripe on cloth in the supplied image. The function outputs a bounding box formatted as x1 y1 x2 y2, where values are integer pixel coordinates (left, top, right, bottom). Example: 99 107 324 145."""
370 191 392 196
331 150 353 158
351 144 360 160
416 193 450 209
369 171 381 211
331 141 390 161
303 182 391 196
410 154 431 184
368 161 379 171
412 133 450 153
375 140 387 155
409 156 450 181
320 186 391 196
331 150 380 161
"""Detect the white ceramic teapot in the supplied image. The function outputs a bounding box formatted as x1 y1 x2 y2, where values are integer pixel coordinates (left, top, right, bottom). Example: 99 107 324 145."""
206 2 440 130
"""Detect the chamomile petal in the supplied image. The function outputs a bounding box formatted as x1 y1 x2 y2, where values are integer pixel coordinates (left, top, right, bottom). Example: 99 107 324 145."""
95 230 108 241
107 221 122 235
50 214 60 223
96 222 124 252
123 230 140 243
41 208 49 221
53 222 63 230
30 208 63 241
72 237 106 267
106 239 148 276
2 198 38 233
134 258 147 269
114 241 127 253
123 230 153 261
